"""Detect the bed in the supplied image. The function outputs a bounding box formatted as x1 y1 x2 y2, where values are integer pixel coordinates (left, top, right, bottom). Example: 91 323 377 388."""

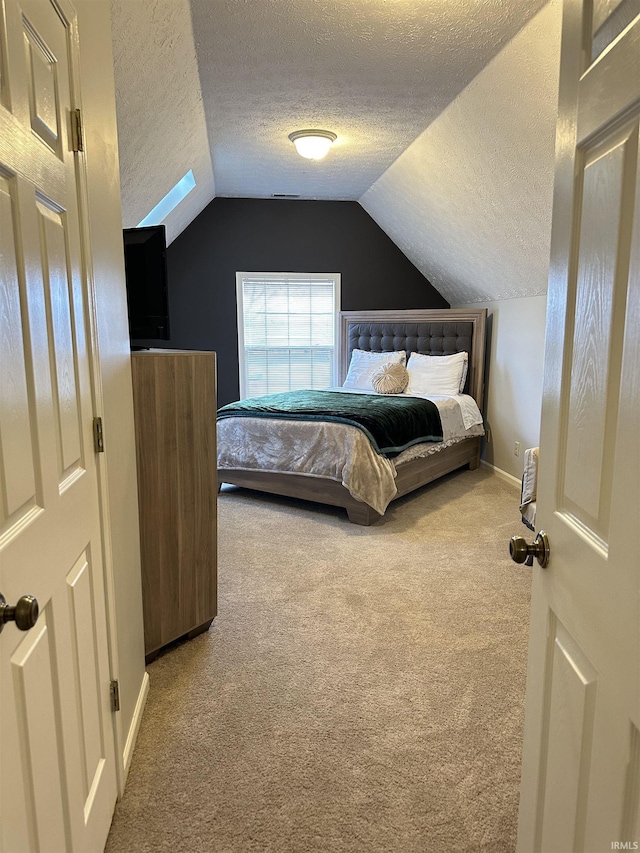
217 308 487 524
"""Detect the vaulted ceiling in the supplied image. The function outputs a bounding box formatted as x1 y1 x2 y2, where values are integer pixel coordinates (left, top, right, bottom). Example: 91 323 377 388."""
110 0 560 304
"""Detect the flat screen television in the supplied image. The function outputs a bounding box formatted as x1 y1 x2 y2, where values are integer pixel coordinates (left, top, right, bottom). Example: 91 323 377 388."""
123 224 170 345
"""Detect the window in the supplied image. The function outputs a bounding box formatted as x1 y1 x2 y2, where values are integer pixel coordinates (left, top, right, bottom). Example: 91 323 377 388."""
137 170 196 227
236 272 340 398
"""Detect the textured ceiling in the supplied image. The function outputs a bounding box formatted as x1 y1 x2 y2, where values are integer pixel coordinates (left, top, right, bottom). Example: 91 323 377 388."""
110 0 559 303
361 1 562 305
111 1 547 230
111 0 215 244
190 0 547 200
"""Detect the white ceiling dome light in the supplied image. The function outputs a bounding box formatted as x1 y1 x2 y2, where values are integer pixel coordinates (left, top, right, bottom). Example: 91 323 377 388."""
288 129 337 160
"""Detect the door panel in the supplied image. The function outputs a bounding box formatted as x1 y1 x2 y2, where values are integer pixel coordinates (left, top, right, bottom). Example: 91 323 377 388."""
11 614 68 853
37 196 84 483
538 618 598 853
561 122 637 544
23 14 60 154
67 549 107 798
0 172 40 533
0 2 9 110
591 0 640 60
620 726 640 842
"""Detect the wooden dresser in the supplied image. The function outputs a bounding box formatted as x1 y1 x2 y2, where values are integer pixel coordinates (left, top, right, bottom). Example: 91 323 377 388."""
130 350 217 661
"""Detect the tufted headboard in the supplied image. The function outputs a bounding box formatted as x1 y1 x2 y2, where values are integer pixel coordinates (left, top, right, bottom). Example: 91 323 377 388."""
339 309 487 410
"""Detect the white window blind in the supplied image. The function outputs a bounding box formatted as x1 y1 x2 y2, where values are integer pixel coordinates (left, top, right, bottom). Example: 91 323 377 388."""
236 272 340 398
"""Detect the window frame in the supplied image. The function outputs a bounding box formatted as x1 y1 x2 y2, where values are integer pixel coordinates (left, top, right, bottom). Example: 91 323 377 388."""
236 271 341 399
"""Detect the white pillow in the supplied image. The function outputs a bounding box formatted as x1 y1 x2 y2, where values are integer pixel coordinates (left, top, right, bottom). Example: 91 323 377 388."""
343 349 406 392
371 363 409 394
406 351 468 397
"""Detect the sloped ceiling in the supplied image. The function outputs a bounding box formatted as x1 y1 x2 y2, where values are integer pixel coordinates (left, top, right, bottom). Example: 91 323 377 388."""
361 1 562 305
110 0 561 303
111 0 215 245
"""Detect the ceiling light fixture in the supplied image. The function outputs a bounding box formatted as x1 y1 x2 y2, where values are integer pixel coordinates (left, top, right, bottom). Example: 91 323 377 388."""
288 129 337 160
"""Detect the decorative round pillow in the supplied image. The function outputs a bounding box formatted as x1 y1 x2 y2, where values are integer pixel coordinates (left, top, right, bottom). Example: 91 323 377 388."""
372 362 409 394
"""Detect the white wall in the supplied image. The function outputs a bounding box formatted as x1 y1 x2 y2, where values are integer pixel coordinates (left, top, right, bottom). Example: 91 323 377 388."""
77 0 147 789
460 296 547 479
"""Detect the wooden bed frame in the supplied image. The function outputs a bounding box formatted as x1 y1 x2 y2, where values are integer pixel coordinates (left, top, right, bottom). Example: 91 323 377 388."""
219 308 487 524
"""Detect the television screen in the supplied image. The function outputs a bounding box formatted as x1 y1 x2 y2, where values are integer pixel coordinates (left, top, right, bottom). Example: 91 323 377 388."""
123 225 170 343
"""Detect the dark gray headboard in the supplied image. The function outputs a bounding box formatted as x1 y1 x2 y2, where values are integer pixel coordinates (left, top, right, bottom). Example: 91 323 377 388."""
339 309 487 408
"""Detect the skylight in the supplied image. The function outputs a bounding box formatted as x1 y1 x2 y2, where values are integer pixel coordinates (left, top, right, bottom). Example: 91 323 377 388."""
137 170 196 227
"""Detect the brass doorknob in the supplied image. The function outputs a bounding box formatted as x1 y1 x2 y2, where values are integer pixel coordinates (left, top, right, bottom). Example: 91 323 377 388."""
0 593 39 633
509 530 550 569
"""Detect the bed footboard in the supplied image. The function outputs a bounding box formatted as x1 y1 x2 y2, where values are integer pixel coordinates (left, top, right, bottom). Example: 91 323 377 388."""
218 435 480 525
219 468 383 525
394 436 481 498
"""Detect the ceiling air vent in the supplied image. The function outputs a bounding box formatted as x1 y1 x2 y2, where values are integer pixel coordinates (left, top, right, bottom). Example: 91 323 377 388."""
271 193 300 199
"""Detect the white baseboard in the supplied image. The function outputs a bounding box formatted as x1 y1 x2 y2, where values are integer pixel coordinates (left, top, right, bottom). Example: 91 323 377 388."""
121 671 149 788
480 459 521 491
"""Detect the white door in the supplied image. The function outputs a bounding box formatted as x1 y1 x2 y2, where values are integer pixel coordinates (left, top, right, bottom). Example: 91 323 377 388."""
0 0 117 850
517 2 640 851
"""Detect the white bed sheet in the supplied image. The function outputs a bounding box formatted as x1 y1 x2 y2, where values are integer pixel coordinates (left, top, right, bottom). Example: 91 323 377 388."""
325 387 484 431
217 391 484 515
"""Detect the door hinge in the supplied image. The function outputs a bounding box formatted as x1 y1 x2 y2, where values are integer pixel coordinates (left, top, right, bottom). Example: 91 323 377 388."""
110 679 120 713
93 417 105 453
71 108 84 153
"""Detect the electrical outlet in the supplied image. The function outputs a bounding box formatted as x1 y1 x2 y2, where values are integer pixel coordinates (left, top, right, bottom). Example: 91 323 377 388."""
514 441 520 457
485 427 491 443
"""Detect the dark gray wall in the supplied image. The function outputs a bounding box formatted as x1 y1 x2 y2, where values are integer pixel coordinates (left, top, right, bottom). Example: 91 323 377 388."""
158 198 448 405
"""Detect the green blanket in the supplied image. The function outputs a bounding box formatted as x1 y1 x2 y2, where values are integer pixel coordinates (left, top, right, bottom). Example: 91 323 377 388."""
217 390 443 457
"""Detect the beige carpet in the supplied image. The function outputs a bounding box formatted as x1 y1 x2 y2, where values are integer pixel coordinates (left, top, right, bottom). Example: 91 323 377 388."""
106 468 531 853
